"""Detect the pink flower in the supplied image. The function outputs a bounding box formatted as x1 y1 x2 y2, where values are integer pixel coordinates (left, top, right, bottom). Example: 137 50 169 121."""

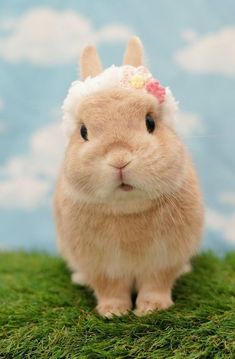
145 79 166 103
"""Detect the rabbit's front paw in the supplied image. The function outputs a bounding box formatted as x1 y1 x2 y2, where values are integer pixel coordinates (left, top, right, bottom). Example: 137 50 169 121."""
96 299 132 318
135 292 173 316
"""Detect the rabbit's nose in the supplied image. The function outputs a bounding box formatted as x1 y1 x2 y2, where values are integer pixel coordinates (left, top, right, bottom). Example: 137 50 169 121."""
106 147 133 170
109 160 131 170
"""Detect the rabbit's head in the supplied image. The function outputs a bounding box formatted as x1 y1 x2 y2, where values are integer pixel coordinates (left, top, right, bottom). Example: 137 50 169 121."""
62 37 188 212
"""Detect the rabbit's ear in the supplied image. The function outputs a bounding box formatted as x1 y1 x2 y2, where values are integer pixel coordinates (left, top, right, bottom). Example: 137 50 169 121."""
123 36 144 67
80 45 103 80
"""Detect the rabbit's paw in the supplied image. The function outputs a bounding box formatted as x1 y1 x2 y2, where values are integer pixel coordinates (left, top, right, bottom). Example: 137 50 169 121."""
135 292 173 316
96 299 131 318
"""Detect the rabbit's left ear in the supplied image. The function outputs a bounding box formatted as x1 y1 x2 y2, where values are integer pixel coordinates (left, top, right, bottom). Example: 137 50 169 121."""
123 36 144 67
80 45 103 80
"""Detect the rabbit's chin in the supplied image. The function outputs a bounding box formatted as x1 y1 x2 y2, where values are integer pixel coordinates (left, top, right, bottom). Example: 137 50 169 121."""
63 179 161 214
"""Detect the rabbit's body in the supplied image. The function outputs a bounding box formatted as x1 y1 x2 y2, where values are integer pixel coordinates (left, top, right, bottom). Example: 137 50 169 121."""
54 38 204 317
55 167 202 282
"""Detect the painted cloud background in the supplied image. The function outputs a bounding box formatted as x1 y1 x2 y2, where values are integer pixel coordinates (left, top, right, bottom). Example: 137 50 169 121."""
0 0 235 252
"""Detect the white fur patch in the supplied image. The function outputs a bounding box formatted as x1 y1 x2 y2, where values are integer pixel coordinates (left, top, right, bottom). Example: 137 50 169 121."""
71 271 87 286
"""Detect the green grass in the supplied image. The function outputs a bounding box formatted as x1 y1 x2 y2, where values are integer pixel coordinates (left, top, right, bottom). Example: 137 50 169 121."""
0 252 235 359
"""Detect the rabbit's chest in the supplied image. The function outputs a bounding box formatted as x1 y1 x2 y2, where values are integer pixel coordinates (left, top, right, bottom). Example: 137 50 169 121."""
78 214 170 277
91 232 168 278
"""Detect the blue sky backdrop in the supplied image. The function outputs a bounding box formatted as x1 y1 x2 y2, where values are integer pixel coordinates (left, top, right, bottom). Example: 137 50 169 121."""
0 0 235 253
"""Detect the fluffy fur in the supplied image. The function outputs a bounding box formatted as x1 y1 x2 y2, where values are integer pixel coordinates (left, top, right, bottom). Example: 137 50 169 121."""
54 37 204 317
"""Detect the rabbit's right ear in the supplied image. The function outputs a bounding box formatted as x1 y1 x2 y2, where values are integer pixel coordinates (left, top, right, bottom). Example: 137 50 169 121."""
80 45 103 80
123 36 144 67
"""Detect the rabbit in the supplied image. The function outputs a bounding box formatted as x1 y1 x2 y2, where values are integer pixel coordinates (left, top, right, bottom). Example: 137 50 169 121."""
53 37 204 317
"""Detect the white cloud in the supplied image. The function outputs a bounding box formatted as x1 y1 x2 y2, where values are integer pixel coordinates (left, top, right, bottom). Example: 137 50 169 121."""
206 208 235 244
0 121 66 209
174 111 205 137
181 29 198 43
219 192 235 206
175 27 235 75
0 7 132 65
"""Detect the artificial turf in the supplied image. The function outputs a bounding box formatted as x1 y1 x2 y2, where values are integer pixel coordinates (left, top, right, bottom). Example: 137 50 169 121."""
0 251 235 358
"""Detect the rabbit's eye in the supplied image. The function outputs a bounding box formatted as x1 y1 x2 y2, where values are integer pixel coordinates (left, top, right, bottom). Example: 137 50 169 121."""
145 114 155 133
80 124 88 141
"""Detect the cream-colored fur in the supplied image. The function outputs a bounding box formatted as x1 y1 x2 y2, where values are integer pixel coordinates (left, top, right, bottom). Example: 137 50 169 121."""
53 37 204 317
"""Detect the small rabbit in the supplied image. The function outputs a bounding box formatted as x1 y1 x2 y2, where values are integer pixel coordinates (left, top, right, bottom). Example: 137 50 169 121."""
54 37 204 317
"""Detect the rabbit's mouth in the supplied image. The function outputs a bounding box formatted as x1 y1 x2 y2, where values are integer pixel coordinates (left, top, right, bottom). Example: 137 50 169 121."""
119 183 134 192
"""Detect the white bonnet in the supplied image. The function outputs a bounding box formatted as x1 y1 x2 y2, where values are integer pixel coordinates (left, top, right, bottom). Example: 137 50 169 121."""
62 65 178 137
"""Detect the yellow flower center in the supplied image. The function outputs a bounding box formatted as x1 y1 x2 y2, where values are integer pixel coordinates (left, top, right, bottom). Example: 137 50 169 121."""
130 74 145 89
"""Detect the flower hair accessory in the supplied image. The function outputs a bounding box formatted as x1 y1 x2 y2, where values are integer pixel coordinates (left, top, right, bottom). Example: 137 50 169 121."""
62 65 178 136
120 66 166 103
